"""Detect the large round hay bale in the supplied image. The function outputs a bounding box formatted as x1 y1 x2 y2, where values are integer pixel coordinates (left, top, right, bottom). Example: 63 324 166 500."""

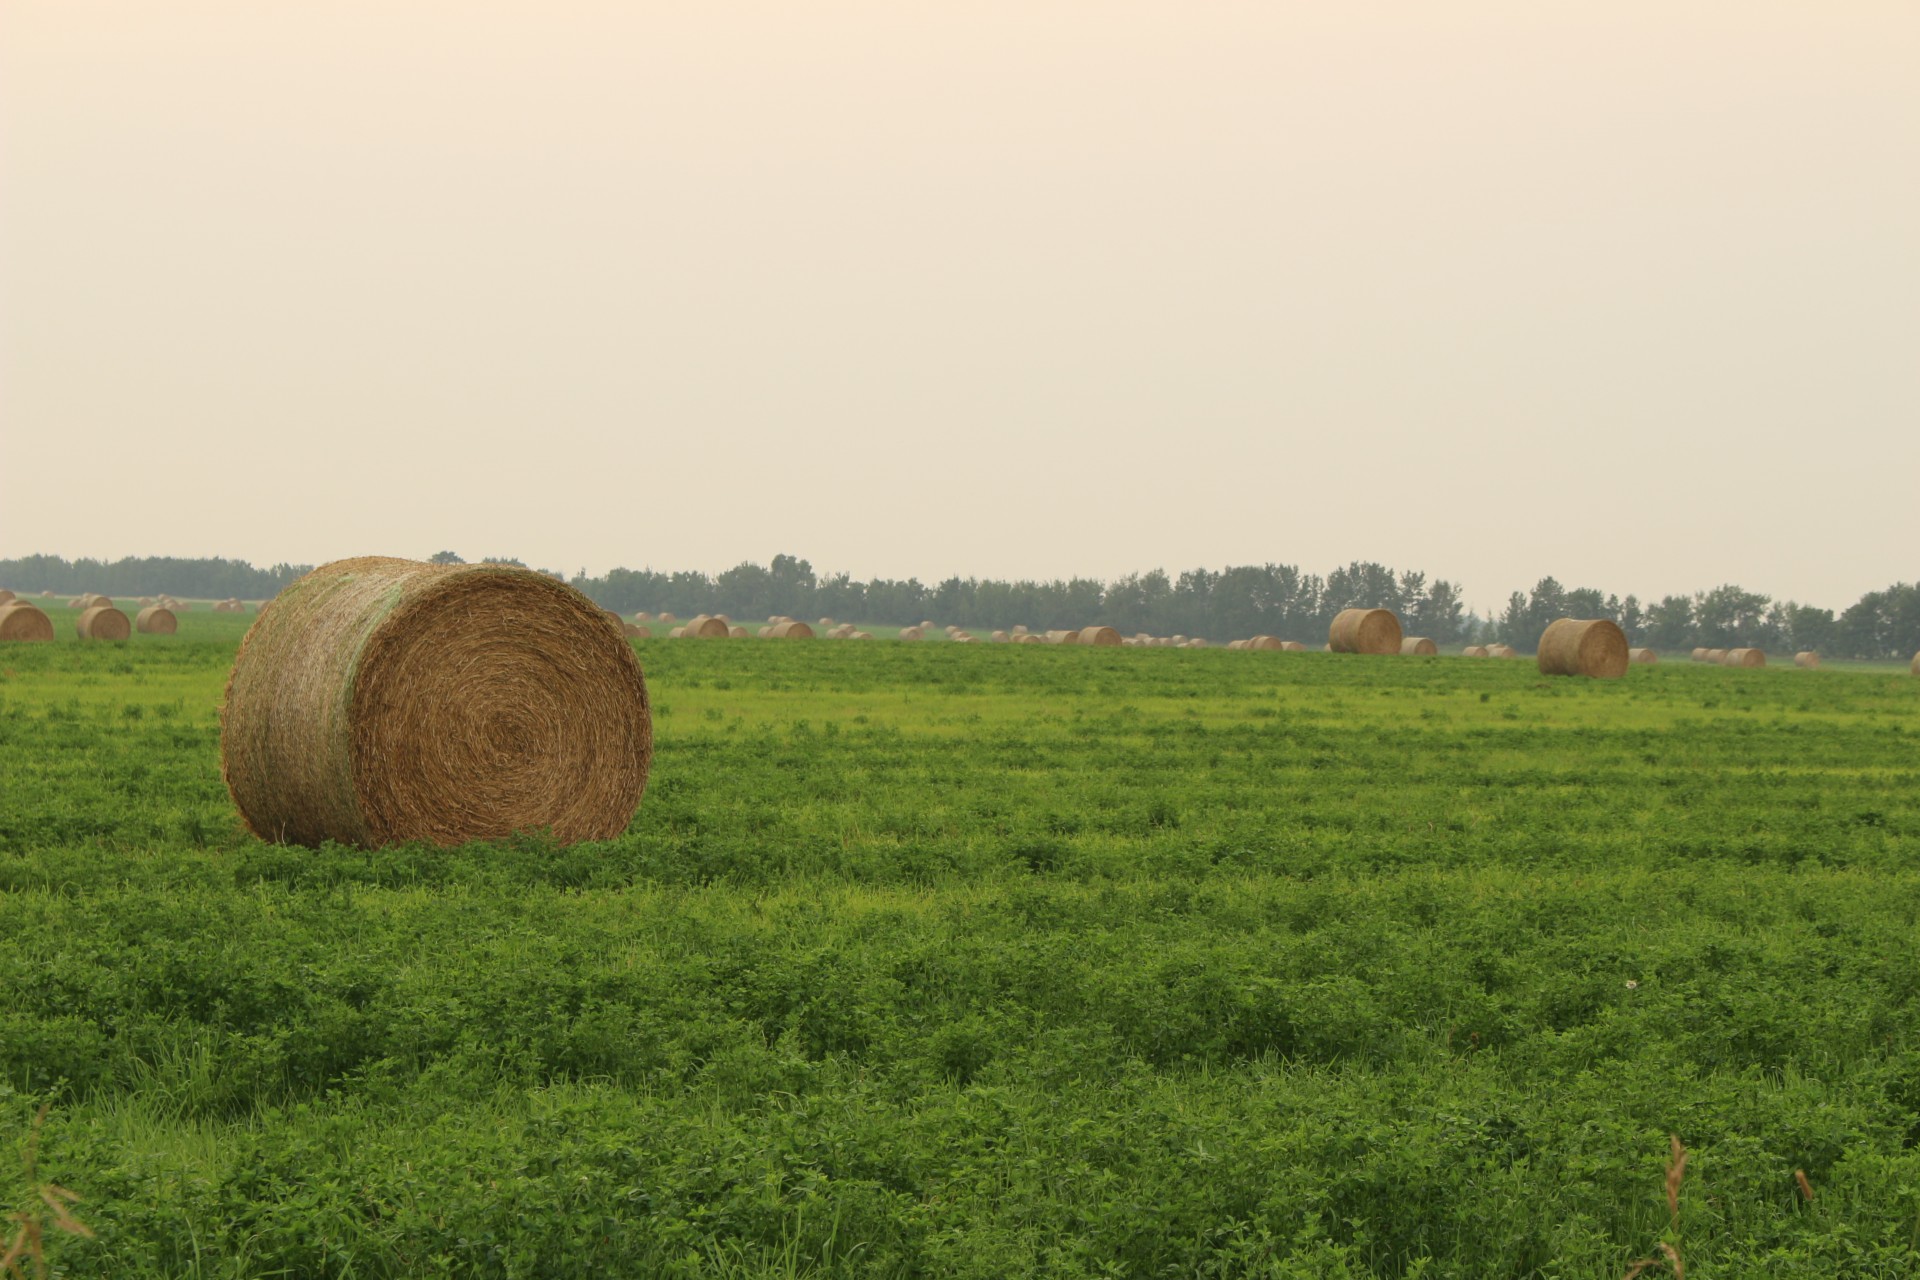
684 615 729 638
1400 637 1438 656
135 606 178 635
769 620 814 639
634 612 653 622
1537 618 1629 679
991 630 1009 642
0 602 54 643
626 624 651 638
1704 648 1727 663
1011 625 1028 636
76 605 131 641
921 620 937 631
1793 651 1820 669
1488 644 1518 659
728 626 750 638
668 626 687 638
658 612 676 623
1078 625 1121 646
1226 639 1246 650
0 590 13 607
757 625 773 638
1046 630 1080 644
1723 648 1766 668
1328 608 1402 655
1629 648 1658 665
818 617 836 628
1462 645 1488 657
898 626 923 641
1689 648 1708 662
220 557 650 849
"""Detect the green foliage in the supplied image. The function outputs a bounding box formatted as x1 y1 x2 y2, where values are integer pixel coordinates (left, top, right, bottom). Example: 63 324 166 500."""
1 623 1919 1275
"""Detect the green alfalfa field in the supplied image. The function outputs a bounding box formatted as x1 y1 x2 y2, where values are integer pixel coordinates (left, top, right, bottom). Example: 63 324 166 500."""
2 616 1919 1277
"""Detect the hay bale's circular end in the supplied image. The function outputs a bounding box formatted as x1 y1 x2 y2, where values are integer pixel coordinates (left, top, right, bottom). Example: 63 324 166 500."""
135 606 179 635
1400 637 1438 656
769 621 814 639
1793 651 1820 669
0 603 55 642
1461 645 1488 657
0 590 16 606
221 557 651 849
1628 648 1658 664
991 630 1009 642
1328 608 1402 655
898 626 923 641
626 624 652 638
728 625 750 638
1046 630 1080 645
1078 625 1121 646
684 615 729 638
1537 619 1629 679
76 606 131 641
1691 648 1708 662
1724 648 1767 668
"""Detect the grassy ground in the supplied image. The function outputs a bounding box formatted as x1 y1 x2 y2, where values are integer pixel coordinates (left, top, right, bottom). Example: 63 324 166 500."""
2 620 1918 1277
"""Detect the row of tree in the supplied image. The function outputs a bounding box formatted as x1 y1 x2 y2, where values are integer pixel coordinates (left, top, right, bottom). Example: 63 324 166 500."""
5 552 1917 660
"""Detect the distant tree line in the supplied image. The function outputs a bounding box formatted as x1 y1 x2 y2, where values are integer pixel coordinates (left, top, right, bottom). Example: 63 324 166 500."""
6 551 1918 659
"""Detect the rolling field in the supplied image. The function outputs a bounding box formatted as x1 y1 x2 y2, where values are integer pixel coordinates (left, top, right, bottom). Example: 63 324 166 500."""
3 619 1919 1277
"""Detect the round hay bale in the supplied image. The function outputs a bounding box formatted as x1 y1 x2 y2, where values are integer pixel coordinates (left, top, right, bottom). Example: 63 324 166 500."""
138 596 156 607
68 597 87 609
658 612 677 623
921 620 936 632
668 626 687 638
898 626 924 641
1704 648 1727 663
1186 638 1210 649
1245 636 1284 650
1488 644 1518 659
1793 651 1820 669
1328 608 1402 655
76 605 131 641
0 602 55 643
757 626 773 638
635 612 653 622
1227 639 1246 650
1690 647 1709 662
1461 645 1488 658
220 556 650 849
770 621 814 639
684 615 729 639
38 590 53 598
1629 648 1658 665
627 624 652 638
818 617 836 628
991 630 1009 642
1046 630 1080 645
135 605 179 635
1281 640 1307 652
714 614 731 625
0 590 13 606
728 626 750 638
1011 625 1028 636
851 630 873 640
1400 637 1438 656
1013 633 1041 645
1911 651 1919 677
1723 648 1766 668
1536 619 1628 678
1078 625 1121 646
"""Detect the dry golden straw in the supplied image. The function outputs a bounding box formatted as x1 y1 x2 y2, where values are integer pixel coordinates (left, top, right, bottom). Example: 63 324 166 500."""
0 590 16 606
0 603 55 643
1328 608 1402 655
1462 645 1488 658
135 606 178 635
1629 647 1658 664
1690 647 1708 662
684 615 730 638
221 556 651 849
1911 651 1919 677
1723 647 1766 668
76 606 131 641
1704 648 1726 663
1046 629 1081 645
1536 618 1629 679
1487 643 1518 659
1078 625 1121 646
1400 637 1438 656
769 621 814 639
898 626 923 641
1793 651 1820 669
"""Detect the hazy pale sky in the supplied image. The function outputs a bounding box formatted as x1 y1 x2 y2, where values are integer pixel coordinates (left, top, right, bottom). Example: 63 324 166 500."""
3 2 1915 614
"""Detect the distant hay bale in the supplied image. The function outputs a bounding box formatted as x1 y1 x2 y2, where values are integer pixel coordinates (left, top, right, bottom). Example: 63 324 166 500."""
39 590 54 598
1400 637 1438 656
1016 633 1045 645
757 626 772 638
1245 636 1284 650
76 605 131 641
818 617 836 628
1046 630 1080 645
714 614 732 625
0 602 55 643
1078 625 1121 646
628 624 652 638
684 615 730 638
1186 638 1210 649
220 556 650 849
1461 645 1488 658
1691 648 1709 662
1227 640 1246 650
668 626 687 638
1172 635 1188 645
0 590 13 606
991 630 1009 642
634 611 653 622
137 596 155 607
1704 648 1727 663
728 626 750 638
68 597 87 609
658 612 676 623
1912 651 1919 677
769 621 814 639
1487 644 1518 659
1628 648 1658 664
898 626 924 641
1723 648 1766 668
921 620 936 631
1281 640 1306 652
851 630 873 640
135 606 178 635
1328 608 1402 655
1793 651 1820 669
1537 619 1629 679
1011 625 1028 635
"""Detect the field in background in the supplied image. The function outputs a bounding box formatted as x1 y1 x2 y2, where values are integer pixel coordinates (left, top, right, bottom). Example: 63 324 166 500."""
2 625 1919 1276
